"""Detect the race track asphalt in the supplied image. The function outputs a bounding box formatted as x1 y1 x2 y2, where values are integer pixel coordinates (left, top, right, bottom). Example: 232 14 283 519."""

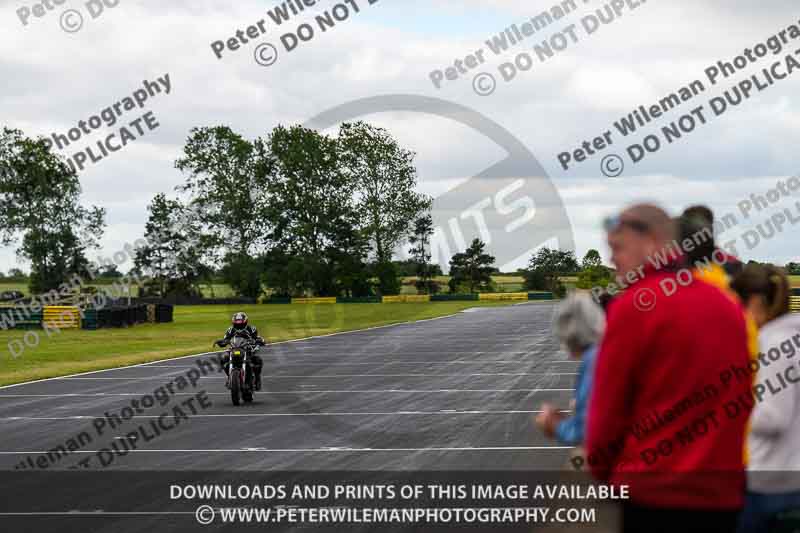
0 301 583 531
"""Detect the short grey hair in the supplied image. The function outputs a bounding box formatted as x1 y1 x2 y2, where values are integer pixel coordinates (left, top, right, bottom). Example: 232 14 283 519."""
553 293 605 354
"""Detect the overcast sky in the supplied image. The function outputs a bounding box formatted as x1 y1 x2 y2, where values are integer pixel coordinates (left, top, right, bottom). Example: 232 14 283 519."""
2 0 799 273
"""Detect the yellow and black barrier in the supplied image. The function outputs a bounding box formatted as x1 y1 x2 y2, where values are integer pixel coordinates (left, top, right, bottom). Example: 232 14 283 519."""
478 292 528 301
382 295 431 303
292 297 337 304
791 295 800 313
279 292 554 304
43 306 81 329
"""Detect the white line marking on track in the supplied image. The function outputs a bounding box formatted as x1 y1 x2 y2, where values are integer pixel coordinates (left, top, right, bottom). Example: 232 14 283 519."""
1 410 572 420
0 445 574 454
0 388 574 397
54 372 578 380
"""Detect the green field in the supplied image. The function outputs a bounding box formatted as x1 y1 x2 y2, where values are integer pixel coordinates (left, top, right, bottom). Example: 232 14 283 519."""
791 275 800 288
0 301 521 386
398 275 527 295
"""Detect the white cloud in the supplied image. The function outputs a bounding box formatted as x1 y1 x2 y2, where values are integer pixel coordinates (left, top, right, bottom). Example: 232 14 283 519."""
1 0 799 274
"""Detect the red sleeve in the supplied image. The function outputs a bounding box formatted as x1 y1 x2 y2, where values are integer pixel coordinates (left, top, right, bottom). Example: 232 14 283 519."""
586 296 644 480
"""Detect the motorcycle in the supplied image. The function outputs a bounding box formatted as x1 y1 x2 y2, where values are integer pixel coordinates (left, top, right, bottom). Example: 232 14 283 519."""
221 336 260 406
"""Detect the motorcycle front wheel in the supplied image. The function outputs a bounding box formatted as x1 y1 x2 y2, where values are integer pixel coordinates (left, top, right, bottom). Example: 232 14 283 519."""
230 368 241 406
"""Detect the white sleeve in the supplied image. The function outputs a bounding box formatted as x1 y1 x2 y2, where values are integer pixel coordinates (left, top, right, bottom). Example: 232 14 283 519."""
749 329 797 437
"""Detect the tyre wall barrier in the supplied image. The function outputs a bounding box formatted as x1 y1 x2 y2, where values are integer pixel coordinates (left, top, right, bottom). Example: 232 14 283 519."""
792 295 800 314
430 294 479 301
263 296 291 304
43 306 80 329
528 292 555 300
82 304 172 329
337 296 382 303
155 304 174 323
0 307 43 330
82 308 98 330
478 292 528 301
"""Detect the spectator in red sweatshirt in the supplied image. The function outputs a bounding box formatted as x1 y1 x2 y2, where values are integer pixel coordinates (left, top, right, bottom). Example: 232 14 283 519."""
586 204 752 533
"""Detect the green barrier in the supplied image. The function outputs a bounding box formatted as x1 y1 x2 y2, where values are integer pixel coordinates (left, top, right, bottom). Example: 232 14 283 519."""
82 308 98 330
528 292 554 300
430 294 479 301
0 308 43 330
337 296 381 303
263 296 291 304
793 288 800 296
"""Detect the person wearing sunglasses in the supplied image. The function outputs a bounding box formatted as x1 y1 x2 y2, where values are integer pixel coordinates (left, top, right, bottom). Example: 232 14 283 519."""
586 204 753 533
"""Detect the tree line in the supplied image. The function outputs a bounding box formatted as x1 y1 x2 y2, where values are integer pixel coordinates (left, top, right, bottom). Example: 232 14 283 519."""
1 124 795 300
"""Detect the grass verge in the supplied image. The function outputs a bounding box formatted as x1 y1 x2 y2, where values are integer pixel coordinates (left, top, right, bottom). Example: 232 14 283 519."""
0 301 521 386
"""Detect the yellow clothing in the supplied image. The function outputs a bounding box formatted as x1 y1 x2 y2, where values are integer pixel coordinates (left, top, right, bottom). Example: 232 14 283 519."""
693 262 759 465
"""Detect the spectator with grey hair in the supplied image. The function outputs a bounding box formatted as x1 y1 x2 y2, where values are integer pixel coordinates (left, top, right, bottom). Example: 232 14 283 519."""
536 292 606 446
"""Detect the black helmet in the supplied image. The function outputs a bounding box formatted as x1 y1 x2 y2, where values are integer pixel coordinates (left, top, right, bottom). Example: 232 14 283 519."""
232 312 248 330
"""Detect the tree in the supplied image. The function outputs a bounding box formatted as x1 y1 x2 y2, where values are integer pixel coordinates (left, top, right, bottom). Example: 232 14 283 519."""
582 249 603 269
448 238 496 293
175 126 273 296
338 122 431 293
576 248 612 290
134 194 205 298
7 268 26 279
785 262 800 275
98 264 123 279
576 265 613 290
176 126 273 255
220 253 264 299
523 247 579 297
0 128 105 293
267 124 361 296
408 214 438 294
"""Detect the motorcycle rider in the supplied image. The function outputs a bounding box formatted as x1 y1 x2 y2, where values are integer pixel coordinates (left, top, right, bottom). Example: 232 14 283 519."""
214 312 265 390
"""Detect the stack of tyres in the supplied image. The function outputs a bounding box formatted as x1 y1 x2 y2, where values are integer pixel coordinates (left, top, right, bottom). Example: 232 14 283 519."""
124 306 135 326
430 294 479 301
528 292 555 300
82 308 98 330
156 304 174 323
110 307 126 328
264 296 291 304
97 308 112 328
0 307 42 330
